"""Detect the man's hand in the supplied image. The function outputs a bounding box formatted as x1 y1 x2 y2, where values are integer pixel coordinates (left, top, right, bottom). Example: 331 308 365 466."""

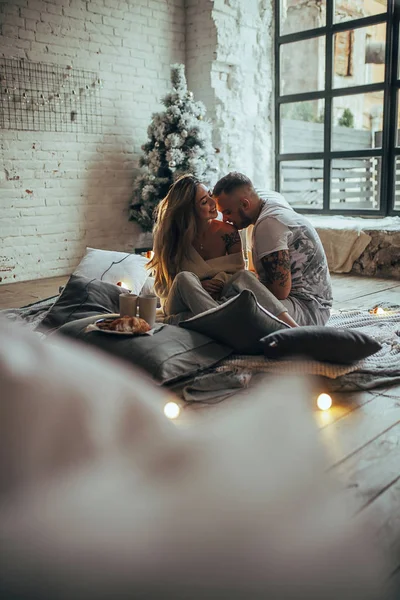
201 278 224 300
260 250 291 300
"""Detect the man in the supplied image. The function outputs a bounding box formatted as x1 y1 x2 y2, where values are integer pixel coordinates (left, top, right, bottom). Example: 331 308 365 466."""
213 172 332 326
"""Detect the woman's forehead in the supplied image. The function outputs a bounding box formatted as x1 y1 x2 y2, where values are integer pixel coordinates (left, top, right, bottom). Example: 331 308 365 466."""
195 183 209 201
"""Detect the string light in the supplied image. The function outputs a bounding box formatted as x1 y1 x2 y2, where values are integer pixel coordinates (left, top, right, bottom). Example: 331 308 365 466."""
317 393 332 411
0 72 102 109
371 306 385 315
164 401 180 420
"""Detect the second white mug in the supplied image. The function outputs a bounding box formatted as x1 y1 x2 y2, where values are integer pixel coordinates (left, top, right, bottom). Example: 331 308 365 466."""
138 295 158 328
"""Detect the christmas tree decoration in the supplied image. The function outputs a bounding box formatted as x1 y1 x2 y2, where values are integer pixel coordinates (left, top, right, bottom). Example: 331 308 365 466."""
129 63 217 232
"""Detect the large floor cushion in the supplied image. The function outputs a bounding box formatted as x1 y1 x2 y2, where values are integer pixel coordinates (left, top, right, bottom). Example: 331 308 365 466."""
56 316 232 385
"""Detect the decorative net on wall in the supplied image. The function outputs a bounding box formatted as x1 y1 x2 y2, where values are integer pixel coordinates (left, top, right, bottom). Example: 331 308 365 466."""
0 58 102 134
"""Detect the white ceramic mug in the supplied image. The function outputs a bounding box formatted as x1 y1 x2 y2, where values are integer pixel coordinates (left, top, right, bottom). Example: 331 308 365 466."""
119 293 138 317
138 295 158 328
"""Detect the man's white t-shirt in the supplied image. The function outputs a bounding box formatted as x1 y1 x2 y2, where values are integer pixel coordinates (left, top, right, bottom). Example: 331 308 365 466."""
250 189 332 314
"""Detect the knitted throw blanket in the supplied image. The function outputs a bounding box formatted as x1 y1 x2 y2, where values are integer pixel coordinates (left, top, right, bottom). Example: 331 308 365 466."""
216 310 400 391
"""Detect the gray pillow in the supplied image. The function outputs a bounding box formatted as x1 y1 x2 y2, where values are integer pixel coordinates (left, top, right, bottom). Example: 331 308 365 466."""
39 275 123 332
180 289 289 355
261 326 382 364
56 316 232 385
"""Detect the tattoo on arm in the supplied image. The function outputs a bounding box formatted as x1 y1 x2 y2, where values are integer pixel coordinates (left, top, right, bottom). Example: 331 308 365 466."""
260 250 291 288
222 230 241 251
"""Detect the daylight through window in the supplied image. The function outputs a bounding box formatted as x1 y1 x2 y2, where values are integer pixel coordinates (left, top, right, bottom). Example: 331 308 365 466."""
276 0 400 216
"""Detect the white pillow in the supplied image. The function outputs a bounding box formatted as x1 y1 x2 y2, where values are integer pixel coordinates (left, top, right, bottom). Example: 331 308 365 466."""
0 319 384 599
140 275 156 296
73 247 149 295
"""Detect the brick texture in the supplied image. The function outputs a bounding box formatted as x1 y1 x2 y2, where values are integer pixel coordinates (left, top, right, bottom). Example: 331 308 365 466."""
0 0 185 283
185 0 274 187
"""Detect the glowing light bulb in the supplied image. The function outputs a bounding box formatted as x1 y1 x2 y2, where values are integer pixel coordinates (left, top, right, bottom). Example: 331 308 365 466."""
164 401 180 420
375 307 385 315
317 393 332 411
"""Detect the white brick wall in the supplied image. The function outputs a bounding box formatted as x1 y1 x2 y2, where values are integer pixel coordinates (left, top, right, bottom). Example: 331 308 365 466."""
185 0 217 124
211 0 275 188
186 0 275 189
0 0 185 283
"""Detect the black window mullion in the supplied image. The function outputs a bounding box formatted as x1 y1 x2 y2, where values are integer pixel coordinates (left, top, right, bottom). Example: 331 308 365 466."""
279 148 384 162
278 82 386 106
389 0 400 214
275 0 281 191
278 91 325 104
279 13 387 45
279 27 327 45
331 12 388 34
378 0 396 215
323 0 334 213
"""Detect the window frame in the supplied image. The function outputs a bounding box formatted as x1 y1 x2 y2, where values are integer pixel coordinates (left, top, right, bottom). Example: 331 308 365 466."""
275 0 400 216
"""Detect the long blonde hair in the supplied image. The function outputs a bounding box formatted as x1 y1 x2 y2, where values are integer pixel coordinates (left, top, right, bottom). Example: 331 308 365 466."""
147 174 200 296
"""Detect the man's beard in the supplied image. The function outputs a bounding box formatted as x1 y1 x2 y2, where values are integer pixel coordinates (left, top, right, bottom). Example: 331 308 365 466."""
237 208 253 229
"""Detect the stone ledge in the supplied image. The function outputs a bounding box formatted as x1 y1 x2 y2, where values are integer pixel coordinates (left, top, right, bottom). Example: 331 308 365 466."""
307 215 400 279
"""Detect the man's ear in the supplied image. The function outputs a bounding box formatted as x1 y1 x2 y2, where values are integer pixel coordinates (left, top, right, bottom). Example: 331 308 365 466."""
240 197 251 211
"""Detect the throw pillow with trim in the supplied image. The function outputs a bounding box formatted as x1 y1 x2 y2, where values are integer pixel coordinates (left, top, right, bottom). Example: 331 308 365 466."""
39 275 123 332
180 289 289 355
260 326 382 364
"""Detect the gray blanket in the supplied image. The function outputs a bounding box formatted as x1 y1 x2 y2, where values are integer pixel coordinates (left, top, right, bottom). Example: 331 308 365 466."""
1 296 56 331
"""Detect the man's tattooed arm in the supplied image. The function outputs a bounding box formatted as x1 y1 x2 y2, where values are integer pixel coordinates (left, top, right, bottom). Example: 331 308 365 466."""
260 250 291 300
222 230 241 253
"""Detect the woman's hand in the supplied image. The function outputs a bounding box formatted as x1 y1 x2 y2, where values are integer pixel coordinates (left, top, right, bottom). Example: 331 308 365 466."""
201 278 224 300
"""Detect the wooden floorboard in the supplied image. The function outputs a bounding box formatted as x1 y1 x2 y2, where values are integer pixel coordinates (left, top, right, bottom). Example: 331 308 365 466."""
0 275 68 309
332 416 400 513
331 274 400 303
314 389 376 430
359 479 400 577
322 385 400 578
334 286 400 311
320 391 400 467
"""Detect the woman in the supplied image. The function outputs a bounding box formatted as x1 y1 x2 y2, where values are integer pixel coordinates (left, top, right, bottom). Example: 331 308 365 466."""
147 174 298 327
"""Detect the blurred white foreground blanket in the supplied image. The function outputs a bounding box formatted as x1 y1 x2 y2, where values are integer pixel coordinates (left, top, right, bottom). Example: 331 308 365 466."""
0 318 388 600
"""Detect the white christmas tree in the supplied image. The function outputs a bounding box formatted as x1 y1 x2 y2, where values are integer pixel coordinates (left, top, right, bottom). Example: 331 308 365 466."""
129 63 218 232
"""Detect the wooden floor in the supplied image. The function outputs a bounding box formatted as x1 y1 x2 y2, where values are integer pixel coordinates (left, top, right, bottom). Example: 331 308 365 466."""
181 273 400 592
1 273 400 591
0 275 69 310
